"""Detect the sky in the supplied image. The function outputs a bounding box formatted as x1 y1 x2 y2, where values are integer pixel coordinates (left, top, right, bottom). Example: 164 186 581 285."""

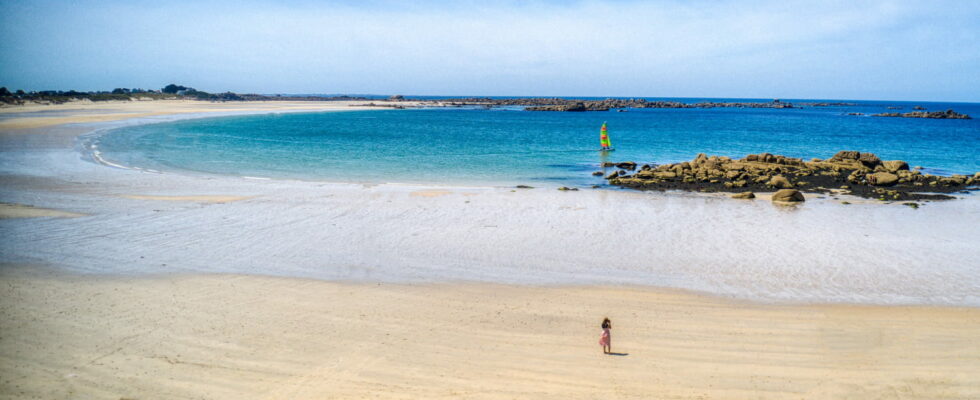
1 0 978 101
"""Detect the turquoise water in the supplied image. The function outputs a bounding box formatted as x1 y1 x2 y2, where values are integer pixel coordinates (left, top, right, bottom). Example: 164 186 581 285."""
93 100 980 185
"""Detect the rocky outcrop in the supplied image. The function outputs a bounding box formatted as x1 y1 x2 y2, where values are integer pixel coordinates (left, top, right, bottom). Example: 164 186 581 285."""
772 189 805 202
603 150 978 201
526 102 608 112
492 98 855 112
872 109 971 119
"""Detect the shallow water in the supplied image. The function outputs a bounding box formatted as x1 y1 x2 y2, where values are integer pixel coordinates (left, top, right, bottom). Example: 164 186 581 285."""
92 99 980 185
2 107 979 306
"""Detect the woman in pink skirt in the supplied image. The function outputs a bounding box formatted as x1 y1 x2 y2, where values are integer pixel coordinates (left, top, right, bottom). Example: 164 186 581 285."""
599 318 612 354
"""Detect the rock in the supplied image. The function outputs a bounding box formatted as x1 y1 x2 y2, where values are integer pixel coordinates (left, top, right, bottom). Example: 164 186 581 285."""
768 175 794 188
557 186 578 191
858 153 881 167
731 191 755 199
591 171 604 176
772 189 805 202
882 160 909 172
616 162 637 170
605 171 620 179
831 150 860 161
872 109 971 119
869 172 899 186
515 185 534 189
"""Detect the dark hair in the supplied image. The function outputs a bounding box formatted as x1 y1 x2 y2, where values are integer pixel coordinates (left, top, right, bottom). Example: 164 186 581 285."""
601 318 611 329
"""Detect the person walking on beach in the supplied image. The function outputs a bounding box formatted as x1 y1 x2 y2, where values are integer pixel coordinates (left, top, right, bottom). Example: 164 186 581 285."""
599 318 612 354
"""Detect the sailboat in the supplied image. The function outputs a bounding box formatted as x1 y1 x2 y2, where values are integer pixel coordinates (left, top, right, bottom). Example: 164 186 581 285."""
599 122 614 151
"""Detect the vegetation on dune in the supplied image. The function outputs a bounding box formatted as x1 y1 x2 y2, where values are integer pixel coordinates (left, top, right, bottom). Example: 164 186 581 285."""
0 84 368 105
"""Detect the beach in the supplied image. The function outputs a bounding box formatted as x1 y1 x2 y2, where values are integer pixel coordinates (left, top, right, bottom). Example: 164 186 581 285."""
2 100 979 399
3 266 979 400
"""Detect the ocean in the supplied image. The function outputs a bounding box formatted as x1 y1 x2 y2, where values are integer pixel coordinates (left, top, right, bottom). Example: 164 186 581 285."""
90 98 980 185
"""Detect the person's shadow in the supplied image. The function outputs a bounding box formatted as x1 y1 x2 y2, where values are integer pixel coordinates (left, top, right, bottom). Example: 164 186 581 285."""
606 352 629 356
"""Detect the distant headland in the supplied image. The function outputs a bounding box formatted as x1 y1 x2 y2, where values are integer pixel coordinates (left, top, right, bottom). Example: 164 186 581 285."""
0 84 972 119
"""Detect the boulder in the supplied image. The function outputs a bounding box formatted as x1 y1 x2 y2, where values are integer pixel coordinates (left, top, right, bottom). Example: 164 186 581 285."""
831 151 860 161
882 160 909 172
557 186 579 191
605 171 619 179
616 162 637 170
772 189 805 202
768 175 794 188
731 191 755 199
858 153 881 168
591 171 604 176
870 172 899 186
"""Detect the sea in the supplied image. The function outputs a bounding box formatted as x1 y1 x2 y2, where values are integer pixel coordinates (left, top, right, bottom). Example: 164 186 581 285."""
90 98 980 186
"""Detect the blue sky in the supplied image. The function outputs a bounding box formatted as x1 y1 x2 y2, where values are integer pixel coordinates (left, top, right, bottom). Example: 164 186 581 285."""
1 0 978 101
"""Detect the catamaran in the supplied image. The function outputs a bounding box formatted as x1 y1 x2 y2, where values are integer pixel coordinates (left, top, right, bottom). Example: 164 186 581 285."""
599 122 614 151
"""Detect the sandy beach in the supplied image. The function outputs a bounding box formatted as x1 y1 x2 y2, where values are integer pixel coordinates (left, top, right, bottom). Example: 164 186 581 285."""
2 266 979 400
1 100 979 399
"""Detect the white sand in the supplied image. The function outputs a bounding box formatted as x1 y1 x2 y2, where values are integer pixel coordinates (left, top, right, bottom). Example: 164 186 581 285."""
1 267 978 400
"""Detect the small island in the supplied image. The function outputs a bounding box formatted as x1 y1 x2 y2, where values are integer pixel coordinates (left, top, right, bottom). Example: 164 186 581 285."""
872 109 972 119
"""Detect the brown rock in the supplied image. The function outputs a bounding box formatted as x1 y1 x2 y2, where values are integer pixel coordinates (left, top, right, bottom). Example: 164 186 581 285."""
859 153 881 167
731 191 755 199
870 172 899 186
831 151 860 161
616 162 637 170
882 160 909 172
769 175 794 189
772 189 805 202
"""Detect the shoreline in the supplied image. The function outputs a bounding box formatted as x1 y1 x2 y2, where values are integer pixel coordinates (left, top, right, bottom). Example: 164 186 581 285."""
1 100 978 307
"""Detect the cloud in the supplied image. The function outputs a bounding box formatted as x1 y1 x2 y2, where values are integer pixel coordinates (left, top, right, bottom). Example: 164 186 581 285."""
1 0 978 100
